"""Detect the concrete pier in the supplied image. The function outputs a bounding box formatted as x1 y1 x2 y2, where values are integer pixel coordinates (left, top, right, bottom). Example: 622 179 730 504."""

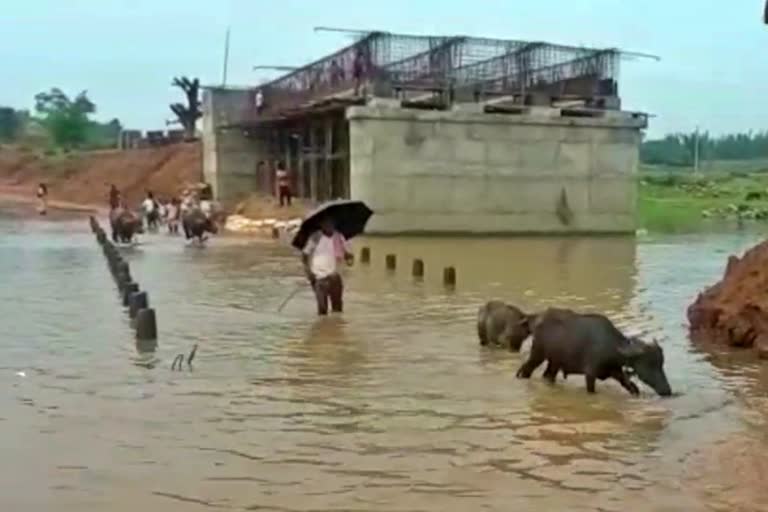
348 105 645 234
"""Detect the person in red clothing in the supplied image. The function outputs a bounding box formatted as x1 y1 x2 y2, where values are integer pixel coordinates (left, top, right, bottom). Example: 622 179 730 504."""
275 161 292 207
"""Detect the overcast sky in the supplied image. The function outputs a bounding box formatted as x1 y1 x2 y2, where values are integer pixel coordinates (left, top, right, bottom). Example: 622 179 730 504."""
3 0 767 137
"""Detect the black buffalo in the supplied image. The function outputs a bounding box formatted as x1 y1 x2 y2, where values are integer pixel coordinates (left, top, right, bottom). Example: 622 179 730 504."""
182 208 218 243
110 208 143 244
516 308 672 397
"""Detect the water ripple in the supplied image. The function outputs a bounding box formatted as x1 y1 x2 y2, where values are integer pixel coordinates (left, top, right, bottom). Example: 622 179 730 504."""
2 221 767 511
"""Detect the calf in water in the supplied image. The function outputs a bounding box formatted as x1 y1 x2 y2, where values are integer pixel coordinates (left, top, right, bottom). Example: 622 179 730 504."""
516 307 672 397
476 300 535 351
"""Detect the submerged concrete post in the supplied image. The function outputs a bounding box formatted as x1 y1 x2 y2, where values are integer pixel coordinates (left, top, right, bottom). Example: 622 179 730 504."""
443 267 456 288
108 254 121 274
135 308 158 342
412 259 424 279
103 242 116 258
128 291 148 319
115 261 130 281
385 254 396 270
360 247 370 264
122 282 139 306
115 264 131 288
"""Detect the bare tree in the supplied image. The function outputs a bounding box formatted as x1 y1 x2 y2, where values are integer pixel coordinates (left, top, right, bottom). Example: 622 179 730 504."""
170 77 201 140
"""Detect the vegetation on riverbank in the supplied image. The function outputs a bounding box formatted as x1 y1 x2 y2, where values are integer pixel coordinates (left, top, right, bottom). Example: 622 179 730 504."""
1 89 122 151
638 160 768 233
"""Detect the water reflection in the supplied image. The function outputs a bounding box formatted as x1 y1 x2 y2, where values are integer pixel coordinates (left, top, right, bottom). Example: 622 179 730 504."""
1 218 767 511
355 236 637 313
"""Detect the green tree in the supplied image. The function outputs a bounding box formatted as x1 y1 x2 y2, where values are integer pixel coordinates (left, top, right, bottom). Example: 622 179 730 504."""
85 118 122 148
641 130 768 167
34 88 96 148
0 107 21 142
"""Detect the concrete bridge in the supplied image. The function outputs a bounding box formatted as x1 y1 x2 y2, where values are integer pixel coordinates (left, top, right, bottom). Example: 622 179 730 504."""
202 31 648 235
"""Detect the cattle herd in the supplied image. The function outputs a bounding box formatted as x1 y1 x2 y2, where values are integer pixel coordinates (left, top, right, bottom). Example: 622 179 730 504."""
108 201 218 245
477 301 672 397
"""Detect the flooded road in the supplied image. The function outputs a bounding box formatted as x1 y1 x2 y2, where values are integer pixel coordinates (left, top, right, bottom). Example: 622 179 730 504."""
1 215 768 511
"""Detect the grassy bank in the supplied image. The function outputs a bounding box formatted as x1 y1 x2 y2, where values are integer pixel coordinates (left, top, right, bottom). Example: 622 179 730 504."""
638 161 768 233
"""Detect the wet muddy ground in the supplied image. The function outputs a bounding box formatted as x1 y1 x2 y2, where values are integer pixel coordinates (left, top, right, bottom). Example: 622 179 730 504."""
1 215 767 511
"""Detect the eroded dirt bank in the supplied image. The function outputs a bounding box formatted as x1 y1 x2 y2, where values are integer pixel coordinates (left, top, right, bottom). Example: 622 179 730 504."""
0 143 202 211
688 238 768 359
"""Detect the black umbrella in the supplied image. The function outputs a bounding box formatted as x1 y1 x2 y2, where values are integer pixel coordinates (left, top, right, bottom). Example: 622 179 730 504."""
291 199 373 250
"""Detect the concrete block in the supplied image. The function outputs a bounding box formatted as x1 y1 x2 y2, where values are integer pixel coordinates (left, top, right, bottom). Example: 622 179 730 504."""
588 178 636 214
454 138 487 163
557 125 593 143
407 176 456 213
218 174 258 203
588 127 639 146
383 137 455 163
340 104 641 234
349 127 374 157
349 154 373 178
556 142 592 177
370 175 413 210
483 176 533 213
517 141 560 172
588 126 638 145
486 141 520 167
402 121 435 144
592 143 637 176
448 177 488 212
558 182 590 215
518 125 558 142
432 120 450 139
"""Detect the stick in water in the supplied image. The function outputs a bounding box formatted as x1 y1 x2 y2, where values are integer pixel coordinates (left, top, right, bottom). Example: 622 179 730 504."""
187 344 198 367
277 284 306 313
171 354 184 371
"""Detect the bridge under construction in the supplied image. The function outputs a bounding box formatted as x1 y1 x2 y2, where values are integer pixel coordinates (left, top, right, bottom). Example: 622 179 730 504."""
203 30 650 234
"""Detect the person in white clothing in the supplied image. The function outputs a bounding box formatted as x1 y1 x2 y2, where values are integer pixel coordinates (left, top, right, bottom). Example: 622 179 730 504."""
142 191 159 231
180 191 197 239
301 217 353 315
255 89 264 114
200 198 212 218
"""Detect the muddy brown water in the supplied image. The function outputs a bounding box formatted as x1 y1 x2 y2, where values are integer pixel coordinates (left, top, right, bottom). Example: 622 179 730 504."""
1 214 768 511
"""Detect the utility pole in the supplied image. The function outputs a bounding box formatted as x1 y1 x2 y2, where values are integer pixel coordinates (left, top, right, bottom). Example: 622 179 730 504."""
694 125 700 174
221 26 231 86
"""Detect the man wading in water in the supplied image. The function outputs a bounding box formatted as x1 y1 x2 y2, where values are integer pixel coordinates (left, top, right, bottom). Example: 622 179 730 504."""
302 217 353 315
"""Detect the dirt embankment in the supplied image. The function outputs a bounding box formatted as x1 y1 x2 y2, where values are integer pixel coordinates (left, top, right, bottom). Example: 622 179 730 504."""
688 239 768 358
0 143 202 212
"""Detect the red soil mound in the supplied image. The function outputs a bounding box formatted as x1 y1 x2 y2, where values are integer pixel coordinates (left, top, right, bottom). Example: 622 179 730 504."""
688 239 768 358
0 143 201 209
